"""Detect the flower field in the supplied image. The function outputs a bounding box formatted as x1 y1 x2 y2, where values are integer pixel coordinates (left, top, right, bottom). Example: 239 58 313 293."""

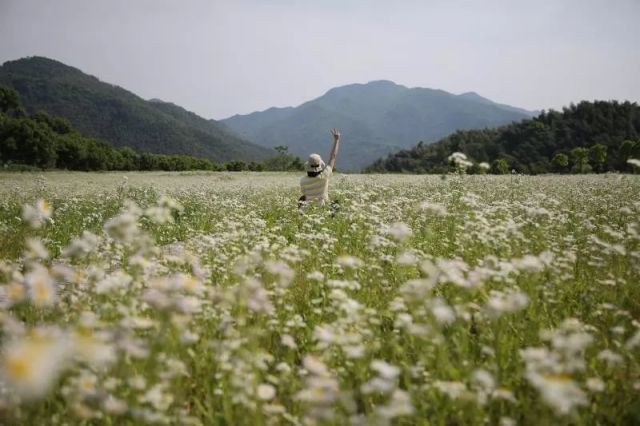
0 171 639 425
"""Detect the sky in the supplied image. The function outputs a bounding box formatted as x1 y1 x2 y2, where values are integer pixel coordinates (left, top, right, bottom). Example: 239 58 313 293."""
1 0 639 119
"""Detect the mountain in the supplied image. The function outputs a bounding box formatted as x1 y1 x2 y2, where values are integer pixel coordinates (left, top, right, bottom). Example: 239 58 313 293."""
364 100 640 174
221 80 535 170
0 57 273 162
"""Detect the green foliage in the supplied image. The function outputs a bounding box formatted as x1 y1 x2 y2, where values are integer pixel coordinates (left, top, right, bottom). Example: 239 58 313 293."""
0 57 273 163
0 85 225 172
366 101 640 174
589 144 607 172
0 84 21 114
0 83 315 173
226 160 247 171
571 147 590 174
618 139 640 171
491 158 509 174
551 153 569 173
262 145 305 171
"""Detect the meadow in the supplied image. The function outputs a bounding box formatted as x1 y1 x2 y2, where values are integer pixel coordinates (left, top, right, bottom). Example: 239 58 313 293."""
0 171 638 425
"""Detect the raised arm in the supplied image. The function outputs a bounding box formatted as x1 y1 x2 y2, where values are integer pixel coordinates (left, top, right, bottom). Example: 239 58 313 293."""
328 128 340 169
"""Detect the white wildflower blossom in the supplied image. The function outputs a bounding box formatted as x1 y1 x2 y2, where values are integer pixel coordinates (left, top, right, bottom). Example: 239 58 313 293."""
22 199 53 228
1 328 71 399
257 383 276 401
386 222 413 242
419 201 448 216
429 298 456 324
586 377 605 392
24 265 57 307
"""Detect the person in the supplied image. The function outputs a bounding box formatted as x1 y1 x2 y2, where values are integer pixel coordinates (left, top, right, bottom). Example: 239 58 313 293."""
298 128 340 209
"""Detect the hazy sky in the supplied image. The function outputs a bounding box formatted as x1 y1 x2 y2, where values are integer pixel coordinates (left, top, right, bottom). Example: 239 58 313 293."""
1 0 639 119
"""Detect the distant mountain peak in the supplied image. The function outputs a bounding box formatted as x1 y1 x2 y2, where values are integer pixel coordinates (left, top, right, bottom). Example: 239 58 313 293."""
222 80 534 170
458 91 493 104
2 56 85 78
459 91 484 99
364 80 401 87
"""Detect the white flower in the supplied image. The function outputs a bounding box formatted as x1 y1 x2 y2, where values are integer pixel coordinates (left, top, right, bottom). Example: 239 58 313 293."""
140 384 173 411
281 334 297 349
500 417 516 426
586 377 605 392
24 238 49 260
62 231 100 258
396 250 418 265
433 380 469 399
257 383 276 400
528 374 587 415
103 395 128 414
375 389 414 418
306 271 324 281
485 290 529 317
371 360 400 381
419 201 448 216
627 158 640 168
72 330 116 367
302 356 329 377
387 222 413 242
1 328 71 399
429 298 456 324
95 271 132 295
103 205 141 243
597 349 623 365
22 199 52 228
24 265 57 307
472 369 495 392
265 260 295 286
626 330 640 350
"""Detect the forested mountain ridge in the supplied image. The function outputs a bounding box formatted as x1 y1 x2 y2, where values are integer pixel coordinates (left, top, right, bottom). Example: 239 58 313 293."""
0 84 227 171
0 56 273 162
365 100 640 174
221 80 535 170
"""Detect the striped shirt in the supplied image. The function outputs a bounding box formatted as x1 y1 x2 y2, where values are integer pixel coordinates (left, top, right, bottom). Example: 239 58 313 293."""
300 165 333 206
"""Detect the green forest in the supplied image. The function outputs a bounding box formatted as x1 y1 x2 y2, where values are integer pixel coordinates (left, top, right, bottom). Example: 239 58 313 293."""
365 100 640 174
0 84 302 172
0 57 272 163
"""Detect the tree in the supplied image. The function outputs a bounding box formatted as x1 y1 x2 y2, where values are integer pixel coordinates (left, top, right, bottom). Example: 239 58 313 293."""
364 100 640 174
491 158 509 174
589 144 607 173
273 145 290 171
9 119 58 168
618 139 639 171
226 160 247 171
571 147 590 174
0 85 21 114
551 153 569 173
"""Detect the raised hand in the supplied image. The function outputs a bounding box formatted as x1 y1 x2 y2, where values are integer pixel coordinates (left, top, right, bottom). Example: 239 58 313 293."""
330 128 341 142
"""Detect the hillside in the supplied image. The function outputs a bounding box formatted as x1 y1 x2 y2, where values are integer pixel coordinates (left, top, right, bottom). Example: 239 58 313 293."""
0 57 273 162
365 100 640 174
0 84 227 171
221 80 534 170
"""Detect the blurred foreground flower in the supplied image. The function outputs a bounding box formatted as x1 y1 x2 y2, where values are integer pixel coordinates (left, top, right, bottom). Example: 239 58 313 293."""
1 328 71 399
22 199 53 228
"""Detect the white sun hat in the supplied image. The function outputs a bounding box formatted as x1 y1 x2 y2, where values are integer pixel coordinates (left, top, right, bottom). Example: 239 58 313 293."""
306 153 325 172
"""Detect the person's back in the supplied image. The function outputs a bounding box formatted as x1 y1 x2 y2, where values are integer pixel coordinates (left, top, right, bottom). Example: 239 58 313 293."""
300 163 333 206
299 129 340 209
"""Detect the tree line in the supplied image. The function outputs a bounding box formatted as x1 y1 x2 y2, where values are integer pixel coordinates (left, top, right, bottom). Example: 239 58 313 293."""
365 100 640 174
0 84 303 172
